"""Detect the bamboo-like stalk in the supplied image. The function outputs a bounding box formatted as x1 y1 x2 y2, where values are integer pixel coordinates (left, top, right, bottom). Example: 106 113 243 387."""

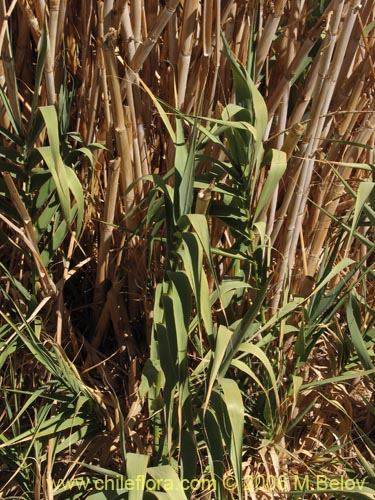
203 0 213 57
55 0 67 58
34 0 46 27
13 3 29 77
43 21 56 105
86 62 100 144
280 122 305 161
271 0 348 311
167 5 178 67
122 81 144 194
337 75 365 137
17 0 40 45
266 18 297 236
0 0 22 130
56 231 76 345
97 6 111 145
287 52 322 126
103 0 114 33
307 113 375 276
203 0 221 117
95 157 121 291
255 0 287 77
49 0 67 92
266 20 324 123
336 2 374 85
102 31 135 220
112 0 127 31
270 122 305 245
288 0 361 278
75 1 93 140
32 0 56 106
49 0 59 63
131 0 142 50
307 73 365 238
332 39 375 111
0 0 17 49
120 2 136 61
130 0 181 74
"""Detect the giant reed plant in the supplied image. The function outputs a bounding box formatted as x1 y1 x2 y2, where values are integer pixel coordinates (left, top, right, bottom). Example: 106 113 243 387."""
1 1 375 499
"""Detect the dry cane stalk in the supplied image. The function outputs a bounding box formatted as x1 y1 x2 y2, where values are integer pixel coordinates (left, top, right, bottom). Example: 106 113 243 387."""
120 2 136 61
131 0 142 50
307 72 365 236
203 0 213 58
49 0 59 63
89 20 136 355
103 0 114 33
14 8 30 77
55 0 67 57
288 0 361 278
102 31 135 221
204 0 221 117
43 23 56 105
51 0 67 91
287 51 322 126
17 0 41 44
0 0 22 129
34 0 56 105
233 2 250 64
116 4 151 186
86 62 101 144
167 5 178 66
266 19 324 123
75 1 94 140
255 0 287 78
130 0 181 74
122 68 145 194
337 2 375 85
177 0 199 109
270 122 305 244
307 113 375 276
112 0 127 31
266 18 297 236
271 0 347 311
95 157 121 292
56 231 76 345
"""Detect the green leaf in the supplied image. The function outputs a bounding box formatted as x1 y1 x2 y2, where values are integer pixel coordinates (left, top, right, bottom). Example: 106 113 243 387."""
127 453 149 500
146 465 188 499
254 149 287 222
37 145 71 228
218 377 244 498
178 214 220 295
179 232 213 344
220 280 269 375
204 325 233 411
30 28 47 131
174 116 196 218
347 294 375 385
0 85 22 138
64 164 84 237
236 342 280 409
36 106 84 237
202 408 226 500
345 181 375 255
